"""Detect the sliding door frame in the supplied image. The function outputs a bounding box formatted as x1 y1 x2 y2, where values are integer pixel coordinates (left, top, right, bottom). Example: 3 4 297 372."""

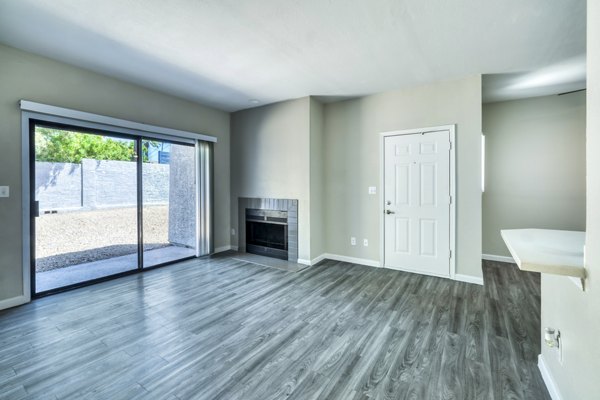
29 120 145 296
21 101 215 300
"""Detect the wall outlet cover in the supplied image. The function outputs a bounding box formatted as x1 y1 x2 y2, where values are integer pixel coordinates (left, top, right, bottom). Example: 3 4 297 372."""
0 186 9 198
350 237 356 246
363 239 369 247
368 186 376 195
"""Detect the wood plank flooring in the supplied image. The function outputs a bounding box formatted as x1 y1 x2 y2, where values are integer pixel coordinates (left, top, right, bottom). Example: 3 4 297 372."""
0 255 550 400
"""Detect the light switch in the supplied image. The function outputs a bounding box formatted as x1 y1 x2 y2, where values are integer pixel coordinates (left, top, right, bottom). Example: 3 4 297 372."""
368 186 376 195
0 186 9 198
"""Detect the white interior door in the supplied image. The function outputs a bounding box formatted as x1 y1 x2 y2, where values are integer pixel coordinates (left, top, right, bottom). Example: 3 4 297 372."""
383 130 451 277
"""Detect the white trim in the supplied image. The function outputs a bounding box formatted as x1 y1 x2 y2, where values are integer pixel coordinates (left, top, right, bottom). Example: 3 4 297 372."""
317 254 483 285
321 253 381 268
379 124 456 279
214 245 235 253
538 354 563 400
482 253 515 263
310 254 328 266
0 295 29 311
297 258 312 266
380 124 457 137
454 274 484 285
20 100 217 143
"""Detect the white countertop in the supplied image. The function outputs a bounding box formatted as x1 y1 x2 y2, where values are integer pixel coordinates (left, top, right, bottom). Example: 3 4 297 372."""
500 229 586 279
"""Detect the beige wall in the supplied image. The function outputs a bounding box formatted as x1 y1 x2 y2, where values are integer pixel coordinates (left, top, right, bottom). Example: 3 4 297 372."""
540 2 600 398
482 93 586 257
309 98 325 261
230 97 312 261
323 76 483 277
0 44 231 304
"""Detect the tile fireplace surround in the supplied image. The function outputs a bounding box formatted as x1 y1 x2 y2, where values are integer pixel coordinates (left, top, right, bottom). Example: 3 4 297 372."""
238 197 298 262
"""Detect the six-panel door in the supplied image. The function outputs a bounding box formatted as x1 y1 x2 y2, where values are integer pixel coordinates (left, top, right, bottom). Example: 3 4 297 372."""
384 130 451 277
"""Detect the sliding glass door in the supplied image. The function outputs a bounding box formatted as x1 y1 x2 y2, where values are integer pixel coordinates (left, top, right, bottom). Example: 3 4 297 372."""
32 122 199 295
142 140 197 268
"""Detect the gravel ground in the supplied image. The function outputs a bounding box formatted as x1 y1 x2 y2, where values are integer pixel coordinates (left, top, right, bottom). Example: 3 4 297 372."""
36 206 172 272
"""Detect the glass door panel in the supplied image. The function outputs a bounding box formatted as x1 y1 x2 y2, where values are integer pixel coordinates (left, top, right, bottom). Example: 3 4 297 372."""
33 125 138 293
142 140 197 268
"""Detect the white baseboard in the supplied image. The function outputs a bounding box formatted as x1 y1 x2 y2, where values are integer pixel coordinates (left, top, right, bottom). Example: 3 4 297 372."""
315 254 483 285
538 354 563 400
454 273 484 285
0 295 29 311
320 253 381 268
310 254 327 266
296 254 328 266
482 253 515 263
214 245 238 253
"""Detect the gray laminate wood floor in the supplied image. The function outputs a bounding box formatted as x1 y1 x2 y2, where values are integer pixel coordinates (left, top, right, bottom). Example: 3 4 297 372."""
0 255 550 400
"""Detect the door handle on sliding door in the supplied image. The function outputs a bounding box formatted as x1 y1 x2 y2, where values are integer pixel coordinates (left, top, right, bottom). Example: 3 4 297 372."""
33 200 40 217
385 209 395 215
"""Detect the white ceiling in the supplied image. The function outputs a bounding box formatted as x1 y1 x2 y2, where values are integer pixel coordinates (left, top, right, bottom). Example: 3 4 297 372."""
0 0 586 111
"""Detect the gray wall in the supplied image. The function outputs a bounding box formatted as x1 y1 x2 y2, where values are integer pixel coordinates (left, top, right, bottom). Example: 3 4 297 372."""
309 98 325 261
0 44 230 303
540 2 600 398
482 93 586 257
323 76 483 278
230 97 312 261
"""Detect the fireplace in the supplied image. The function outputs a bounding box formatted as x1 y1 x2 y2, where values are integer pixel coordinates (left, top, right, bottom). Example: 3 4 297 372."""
238 198 298 262
246 209 289 260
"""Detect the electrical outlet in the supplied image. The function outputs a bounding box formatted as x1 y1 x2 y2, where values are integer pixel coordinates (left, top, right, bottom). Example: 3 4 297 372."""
350 237 356 246
368 186 376 195
231 228 236 236
363 239 368 247
0 186 9 198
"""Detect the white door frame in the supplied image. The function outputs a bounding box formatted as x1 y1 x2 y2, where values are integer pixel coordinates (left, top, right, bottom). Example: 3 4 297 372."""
379 124 456 279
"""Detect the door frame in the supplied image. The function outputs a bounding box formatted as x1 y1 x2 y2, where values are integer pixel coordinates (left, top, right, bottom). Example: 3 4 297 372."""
20 105 214 300
28 120 146 296
379 124 456 279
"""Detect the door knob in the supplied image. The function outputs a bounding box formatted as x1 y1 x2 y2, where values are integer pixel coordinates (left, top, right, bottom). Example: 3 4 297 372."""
385 209 395 215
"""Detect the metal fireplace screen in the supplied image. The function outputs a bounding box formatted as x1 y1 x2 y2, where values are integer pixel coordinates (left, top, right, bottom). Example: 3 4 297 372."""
245 208 288 260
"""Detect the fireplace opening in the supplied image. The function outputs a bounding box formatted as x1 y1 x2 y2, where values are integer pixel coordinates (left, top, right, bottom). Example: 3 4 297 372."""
246 209 288 260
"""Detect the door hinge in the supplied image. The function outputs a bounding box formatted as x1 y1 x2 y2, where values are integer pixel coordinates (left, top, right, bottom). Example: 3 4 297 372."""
449 250 452 259
449 195 452 204
449 142 452 150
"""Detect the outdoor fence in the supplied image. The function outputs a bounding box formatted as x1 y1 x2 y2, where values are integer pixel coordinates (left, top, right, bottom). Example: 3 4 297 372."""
35 159 170 211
